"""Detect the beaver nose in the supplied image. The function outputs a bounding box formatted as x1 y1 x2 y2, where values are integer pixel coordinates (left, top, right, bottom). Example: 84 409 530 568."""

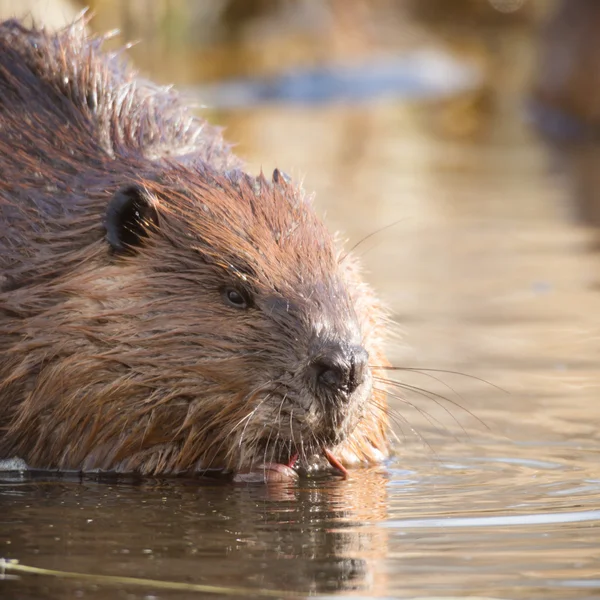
311 344 369 397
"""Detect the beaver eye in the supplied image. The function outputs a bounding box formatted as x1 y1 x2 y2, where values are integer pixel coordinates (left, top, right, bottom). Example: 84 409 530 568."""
222 286 251 309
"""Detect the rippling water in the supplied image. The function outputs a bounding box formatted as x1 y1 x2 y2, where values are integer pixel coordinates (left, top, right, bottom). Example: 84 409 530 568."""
2 2 600 599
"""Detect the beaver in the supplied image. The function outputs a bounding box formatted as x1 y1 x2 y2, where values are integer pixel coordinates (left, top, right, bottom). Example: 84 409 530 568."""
0 16 390 482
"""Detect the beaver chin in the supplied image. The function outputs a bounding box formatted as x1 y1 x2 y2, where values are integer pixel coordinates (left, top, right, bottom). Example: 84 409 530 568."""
231 372 373 483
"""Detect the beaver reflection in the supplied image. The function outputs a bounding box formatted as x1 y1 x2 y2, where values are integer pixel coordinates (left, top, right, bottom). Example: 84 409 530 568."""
1 470 389 596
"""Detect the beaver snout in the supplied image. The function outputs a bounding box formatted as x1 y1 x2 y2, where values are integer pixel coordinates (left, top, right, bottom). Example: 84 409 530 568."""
309 343 369 399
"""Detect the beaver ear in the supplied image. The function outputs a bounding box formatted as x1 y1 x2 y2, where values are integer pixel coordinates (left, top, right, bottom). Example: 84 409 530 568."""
105 184 159 252
272 168 291 185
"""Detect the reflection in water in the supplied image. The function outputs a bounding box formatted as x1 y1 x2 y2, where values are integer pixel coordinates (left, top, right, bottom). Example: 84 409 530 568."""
1 470 388 598
1 1 600 599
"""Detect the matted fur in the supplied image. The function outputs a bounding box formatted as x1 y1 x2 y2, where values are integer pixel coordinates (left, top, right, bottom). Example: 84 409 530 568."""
0 16 389 477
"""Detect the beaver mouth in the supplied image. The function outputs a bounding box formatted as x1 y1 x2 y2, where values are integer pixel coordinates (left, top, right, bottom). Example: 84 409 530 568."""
232 442 348 484
229 378 366 483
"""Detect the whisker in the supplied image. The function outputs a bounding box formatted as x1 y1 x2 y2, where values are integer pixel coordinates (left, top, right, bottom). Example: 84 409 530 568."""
371 365 508 394
371 387 453 440
339 218 405 264
309 428 321 460
236 396 273 448
375 376 487 431
381 368 467 407
237 386 287 468
368 395 437 455
275 393 287 430
261 426 274 473
272 396 287 458
267 431 281 470
367 396 416 437
289 409 296 461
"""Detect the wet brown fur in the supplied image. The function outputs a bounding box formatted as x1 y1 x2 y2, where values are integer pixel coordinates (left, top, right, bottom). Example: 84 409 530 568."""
0 17 389 476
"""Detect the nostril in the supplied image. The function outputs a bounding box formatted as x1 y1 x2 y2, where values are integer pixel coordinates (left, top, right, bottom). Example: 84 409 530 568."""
312 357 347 392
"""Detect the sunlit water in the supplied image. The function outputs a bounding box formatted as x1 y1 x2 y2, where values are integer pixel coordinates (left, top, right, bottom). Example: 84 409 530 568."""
3 4 600 599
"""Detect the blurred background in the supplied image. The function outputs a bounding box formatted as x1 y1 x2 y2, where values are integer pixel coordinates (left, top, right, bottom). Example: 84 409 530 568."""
3 2 600 598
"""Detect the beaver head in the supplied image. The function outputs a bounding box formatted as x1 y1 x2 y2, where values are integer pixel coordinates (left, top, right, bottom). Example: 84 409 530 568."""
2 164 388 480
102 166 381 475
